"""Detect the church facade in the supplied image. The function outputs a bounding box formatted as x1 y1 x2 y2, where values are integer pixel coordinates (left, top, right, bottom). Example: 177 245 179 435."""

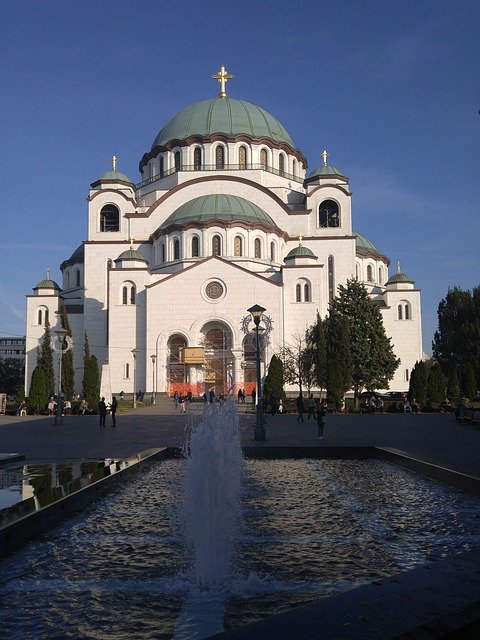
25 67 423 399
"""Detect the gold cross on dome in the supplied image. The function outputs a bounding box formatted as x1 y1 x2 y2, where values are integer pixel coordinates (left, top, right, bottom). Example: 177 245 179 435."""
211 65 234 99
112 155 117 171
299 234 303 246
46 267 50 280
397 261 401 273
322 150 329 166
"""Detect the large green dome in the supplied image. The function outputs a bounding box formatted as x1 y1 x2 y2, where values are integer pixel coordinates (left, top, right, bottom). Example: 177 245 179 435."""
162 194 276 228
152 98 294 148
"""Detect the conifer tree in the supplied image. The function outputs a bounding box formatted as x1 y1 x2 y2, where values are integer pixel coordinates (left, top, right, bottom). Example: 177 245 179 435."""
426 364 445 403
325 312 352 398
462 362 477 400
305 312 328 396
329 279 399 405
447 369 460 398
408 360 428 405
263 354 287 405
28 366 47 414
37 320 55 397
326 360 344 409
83 354 100 407
60 306 75 399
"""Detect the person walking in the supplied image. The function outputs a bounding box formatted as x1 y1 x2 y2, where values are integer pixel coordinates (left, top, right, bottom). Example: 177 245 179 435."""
98 397 107 427
110 396 118 427
317 400 327 439
296 393 305 422
307 394 317 421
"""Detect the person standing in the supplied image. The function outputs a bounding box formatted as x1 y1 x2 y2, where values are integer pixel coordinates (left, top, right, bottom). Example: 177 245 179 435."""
307 394 317 421
317 400 327 439
296 393 305 422
110 396 118 427
98 397 107 427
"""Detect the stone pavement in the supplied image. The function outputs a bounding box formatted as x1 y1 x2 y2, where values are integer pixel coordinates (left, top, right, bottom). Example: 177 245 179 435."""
0 400 479 477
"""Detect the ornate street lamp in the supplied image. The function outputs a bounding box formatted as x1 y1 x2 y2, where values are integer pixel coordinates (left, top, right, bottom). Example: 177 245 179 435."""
53 328 68 425
131 349 138 408
247 304 266 441
150 354 157 404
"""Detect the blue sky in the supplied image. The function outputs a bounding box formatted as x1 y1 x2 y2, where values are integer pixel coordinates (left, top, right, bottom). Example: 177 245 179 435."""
1 0 479 354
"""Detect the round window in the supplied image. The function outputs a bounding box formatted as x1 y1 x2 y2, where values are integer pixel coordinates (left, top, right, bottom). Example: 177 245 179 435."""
205 281 224 300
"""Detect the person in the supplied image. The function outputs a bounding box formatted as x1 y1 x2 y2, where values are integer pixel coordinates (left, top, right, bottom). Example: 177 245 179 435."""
251 388 256 405
403 399 412 414
202 391 208 404
19 400 27 416
173 390 179 410
187 390 192 403
180 394 187 413
278 398 284 414
317 400 327 439
80 399 89 415
375 396 384 414
237 388 243 403
369 396 377 414
110 396 118 427
98 397 107 427
64 399 72 416
441 398 452 412
411 398 420 414
296 393 304 422
209 388 215 404
307 394 317 421
48 397 55 416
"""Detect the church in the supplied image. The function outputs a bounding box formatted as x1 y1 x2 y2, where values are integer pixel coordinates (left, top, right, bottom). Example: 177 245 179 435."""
25 66 423 399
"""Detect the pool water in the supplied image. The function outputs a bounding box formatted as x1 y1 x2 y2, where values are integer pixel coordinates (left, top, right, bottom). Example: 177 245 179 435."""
1 458 480 639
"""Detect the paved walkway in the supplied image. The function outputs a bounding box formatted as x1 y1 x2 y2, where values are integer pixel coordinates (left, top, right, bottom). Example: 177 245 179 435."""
1 401 479 477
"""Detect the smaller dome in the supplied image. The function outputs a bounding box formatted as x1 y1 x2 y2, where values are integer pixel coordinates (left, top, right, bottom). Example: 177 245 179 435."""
308 164 345 179
92 170 133 186
386 271 414 285
34 277 61 291
285 245 316 259
116 248 147 262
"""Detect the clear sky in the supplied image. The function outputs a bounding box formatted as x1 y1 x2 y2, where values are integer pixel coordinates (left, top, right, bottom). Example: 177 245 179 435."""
1 0 479 355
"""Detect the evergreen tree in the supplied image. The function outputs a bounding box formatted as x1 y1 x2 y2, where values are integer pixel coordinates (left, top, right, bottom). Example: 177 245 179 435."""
28 366 47 414
447 369 460 398
462 362 477 400
325 312 352 396
263 355 286 406
82 331 91 400
60 306 75 399
326 360 344 409
305 312 328 396
408 360 428 405
83 354 100 407
37 320 55 397
426 364 446 403
432 285 480 383
329 279 399 405
15 384 26 406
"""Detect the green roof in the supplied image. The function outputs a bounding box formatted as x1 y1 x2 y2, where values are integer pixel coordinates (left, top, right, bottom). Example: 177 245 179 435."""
116 248 147 262
386 271 414 285
285 245 316 259
34 278 61 291
355 232 381 255
308 164 345 178
163 194 276 228
152 98 294 148
94 170 132 184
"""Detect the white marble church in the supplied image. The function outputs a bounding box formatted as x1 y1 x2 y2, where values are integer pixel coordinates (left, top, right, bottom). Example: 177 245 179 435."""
25 66 423 399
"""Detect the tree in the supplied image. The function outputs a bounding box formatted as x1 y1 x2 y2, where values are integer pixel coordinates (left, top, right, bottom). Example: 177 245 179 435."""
28 365 47 414
426 364 445 403
263 355 286 407
329 279 399 405
305 312 327 396
83 354 100 407
326 360 344 409
432 286 480 384
447 369 460 398
0 357 24 395
60 306 75 399
462 362 477 400
279 334 307 395
325 312 352 399
408 360 428 405
37 321 55 397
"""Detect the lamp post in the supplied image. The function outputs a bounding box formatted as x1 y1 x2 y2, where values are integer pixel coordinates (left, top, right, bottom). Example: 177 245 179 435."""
247 304 266 441
150 354 156 404
53 328 68 425
131 349 138 408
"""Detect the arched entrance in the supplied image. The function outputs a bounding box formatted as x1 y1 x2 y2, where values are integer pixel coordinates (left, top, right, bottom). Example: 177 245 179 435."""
167 334 187 395
201 322 234 396
242 334 256 395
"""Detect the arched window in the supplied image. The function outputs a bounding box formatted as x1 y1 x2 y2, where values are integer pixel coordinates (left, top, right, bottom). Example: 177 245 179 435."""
173 238 180 260
355 263 360 279
405 304 410 320
121 282 136 305
398 304 403 320
65 271 70 289
379 266 384 284
270 241 276 262
212 235 221 256
124 363 130 379
174 151 181 171
215 146 225 169
318 200 340 228
191 236 199 258
304 282 311 302
279 154 285 176
296 284 302 302
238 146 247 169
367 265 374 283
194 147 202 170
260 148 268 167
254 238 261 259
45 309 49 324
123 286 128 305
100 204 120 232
75 269 81 287
37 308 43 325
161 243 165 263
292 158 297 176
159 157 164 177
130 285 136 305
234 235 243 257
328 255 335 303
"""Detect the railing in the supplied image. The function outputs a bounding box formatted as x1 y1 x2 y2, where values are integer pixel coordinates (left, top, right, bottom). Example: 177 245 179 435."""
136 163 305 189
